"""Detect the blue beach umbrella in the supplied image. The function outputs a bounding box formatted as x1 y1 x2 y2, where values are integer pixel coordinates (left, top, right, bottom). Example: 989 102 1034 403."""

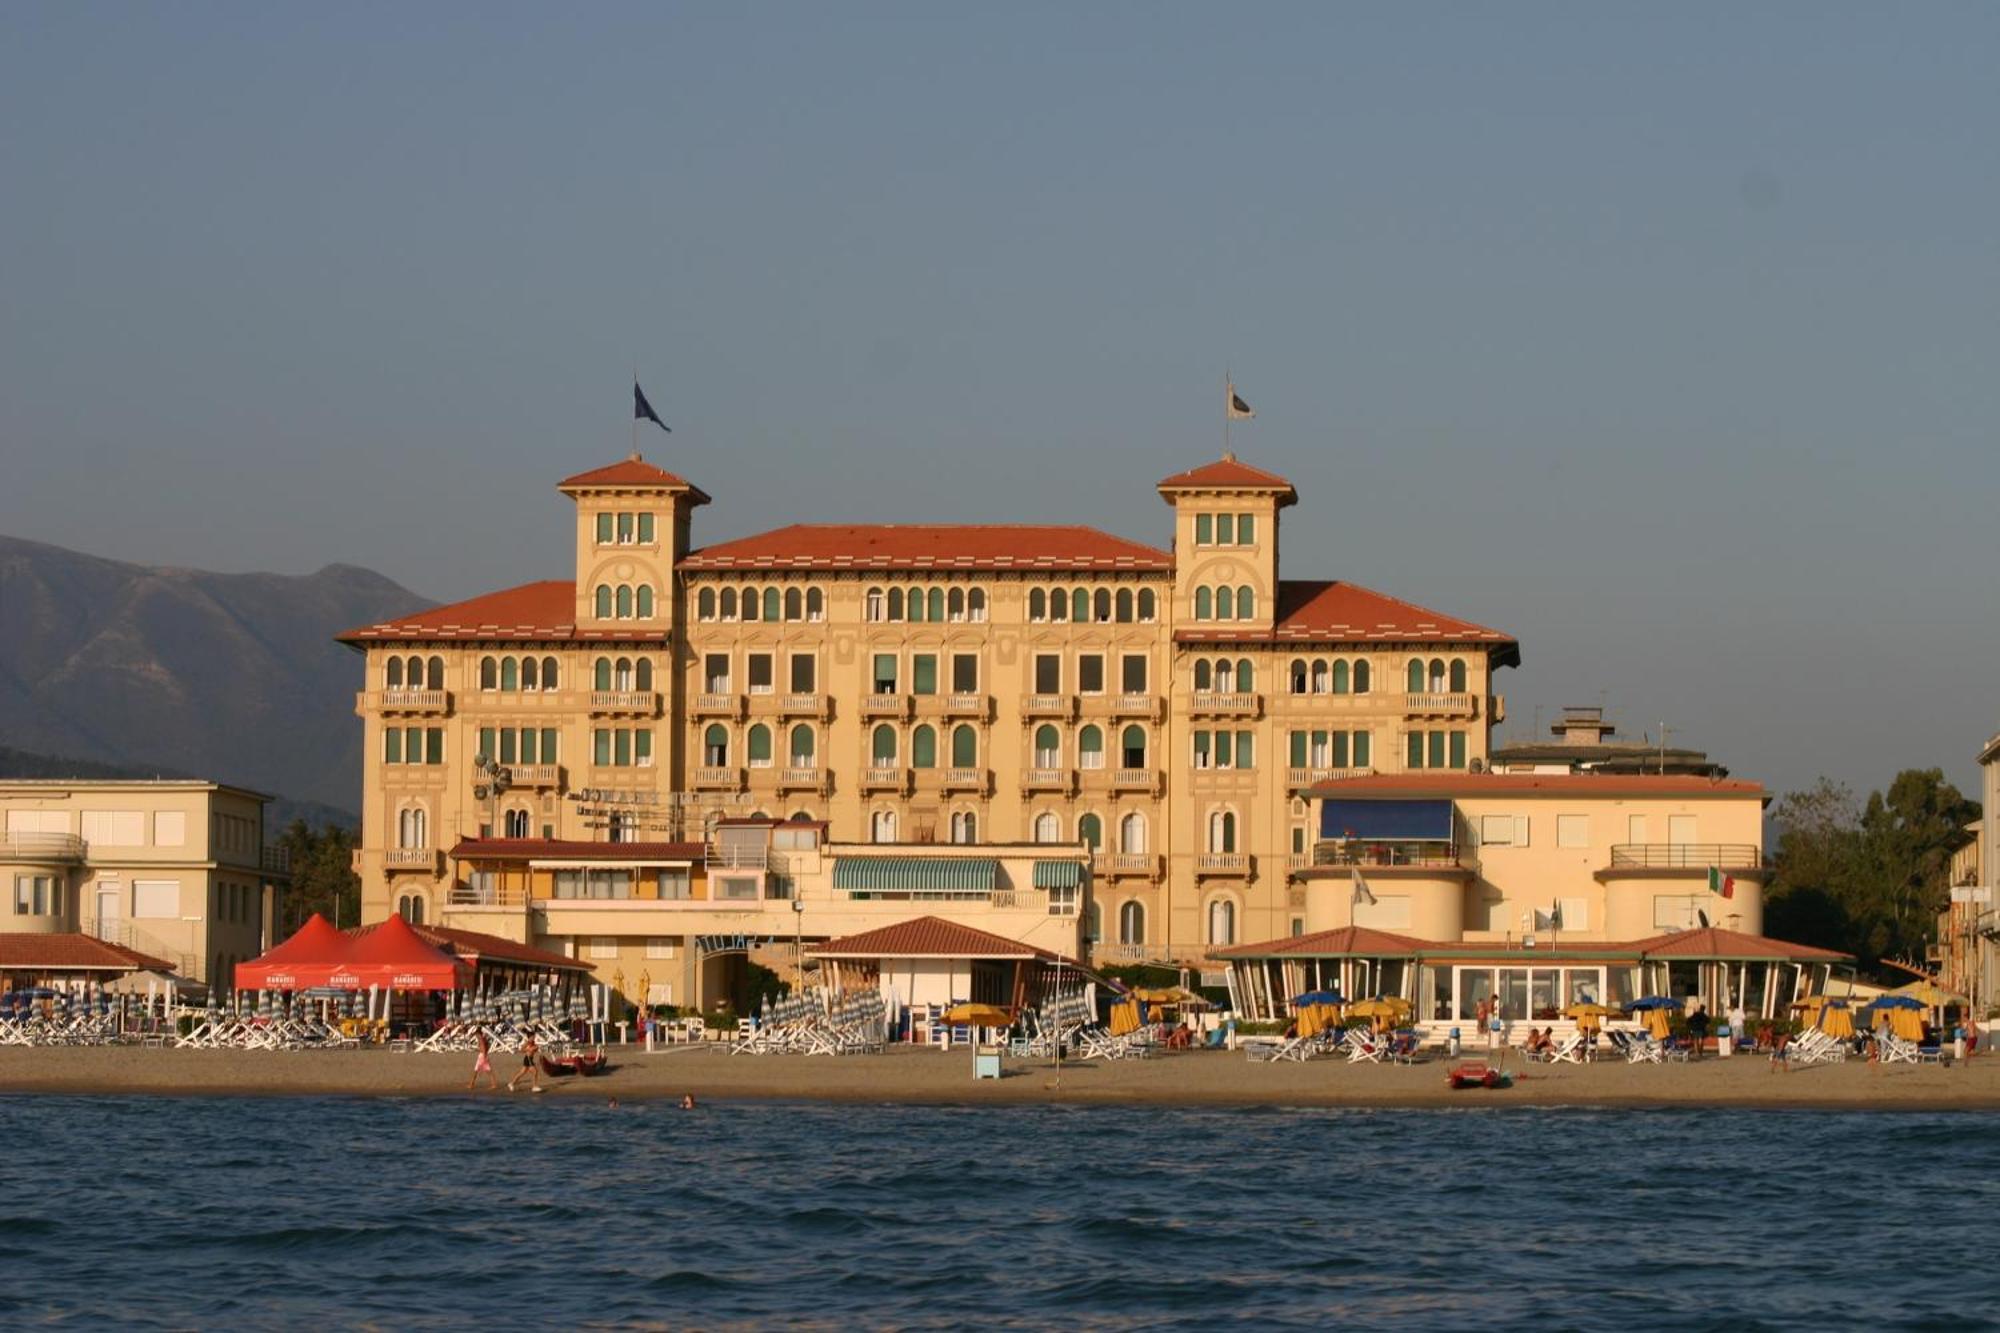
1293 990 1346 1006
1624 996 1681 1012
1863 994 1924 1012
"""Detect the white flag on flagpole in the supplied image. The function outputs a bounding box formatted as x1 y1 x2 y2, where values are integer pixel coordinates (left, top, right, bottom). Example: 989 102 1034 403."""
1351 867 1376 907
1227 382 1255 420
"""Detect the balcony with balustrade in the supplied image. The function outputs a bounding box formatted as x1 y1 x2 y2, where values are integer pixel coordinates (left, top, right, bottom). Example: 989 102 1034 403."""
780 693 833 721
0 832 87 864
383 847 439 873
861 766 912 795
692 692 745 719
1109 693 1165 722
1111 768 1165 797
1286 766 1374 790
693 766 746 792
508 764 564 789
863 694 913 720
1191 692 1262 718
1092 851 1163 879
1195 852 1255 878
941 767 989 795
378 689 451 715
590 690 659 716
1022 695 1076 721
1023 768 1074 795
943 693 991 720
776 766 832 795
1402 693 1479 718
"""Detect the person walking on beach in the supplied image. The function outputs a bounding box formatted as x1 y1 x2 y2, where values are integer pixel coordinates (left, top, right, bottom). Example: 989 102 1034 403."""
1687 1003 1711 1060
467 1028 499 1091
508 1034 542 1092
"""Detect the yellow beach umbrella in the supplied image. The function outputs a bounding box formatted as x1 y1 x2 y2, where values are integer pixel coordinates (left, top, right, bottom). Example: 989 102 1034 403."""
1818 1005 1855 1040
1107 998 1144 1037
942 1003 1013 1028
1891 982 1966 1010
1643 1008 1671 1039
1566 1002 1614 1031
1882 1008 1924 1042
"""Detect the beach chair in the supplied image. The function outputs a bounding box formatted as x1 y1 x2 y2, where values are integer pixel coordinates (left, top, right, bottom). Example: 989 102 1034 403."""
1879 1032 1944 1065
1547 1032 1585 1065
1623 1031 1665 1064
1345 1028 1386 1063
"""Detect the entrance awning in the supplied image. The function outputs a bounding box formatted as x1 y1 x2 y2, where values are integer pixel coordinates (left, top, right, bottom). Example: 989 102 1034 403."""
833 857 998 894
1321 798 1453 841
1032 860 1085 889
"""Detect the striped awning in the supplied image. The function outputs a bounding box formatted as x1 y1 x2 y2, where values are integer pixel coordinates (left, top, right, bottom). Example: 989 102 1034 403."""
833 857 999 894
1032 860 1086 889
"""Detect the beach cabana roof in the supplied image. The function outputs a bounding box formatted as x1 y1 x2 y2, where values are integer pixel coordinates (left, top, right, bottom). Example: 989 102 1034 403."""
340 913 471 990
811 916 1064 962
1212 925 1426 960
346 921 593 975
0 934 176 976
1626 927 1849 963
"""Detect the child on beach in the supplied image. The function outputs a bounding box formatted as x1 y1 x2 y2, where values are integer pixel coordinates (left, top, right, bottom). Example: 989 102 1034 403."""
467 1028 499 1091
509 1034 542 1092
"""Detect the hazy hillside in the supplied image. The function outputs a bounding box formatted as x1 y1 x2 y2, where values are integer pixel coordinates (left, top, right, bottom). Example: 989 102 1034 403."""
0 745 357 831
0 535 429 812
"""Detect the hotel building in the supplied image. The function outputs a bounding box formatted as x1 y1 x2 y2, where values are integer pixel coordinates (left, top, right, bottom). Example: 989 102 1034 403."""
339 451 1520 987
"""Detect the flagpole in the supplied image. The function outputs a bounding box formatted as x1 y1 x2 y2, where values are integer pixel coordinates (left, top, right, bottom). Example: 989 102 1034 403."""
632 364 639 457
1224 370 1231 456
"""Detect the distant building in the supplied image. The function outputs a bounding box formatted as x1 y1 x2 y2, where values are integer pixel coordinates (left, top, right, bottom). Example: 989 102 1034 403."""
0 779 289 985
1936 727 2000 1010
1490 705 1727 778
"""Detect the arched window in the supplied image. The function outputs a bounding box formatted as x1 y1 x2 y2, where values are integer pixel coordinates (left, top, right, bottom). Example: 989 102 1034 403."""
610 812 638 843
763 588 780 623
1138 589 1156 621
1354 660 1371 694
1078 813 1103 850
504 808 530 838
480 657 498 690
1290 659 1307 694
888 588 904 621
703 724 730 766
1029 588 1047 621
790 724 816 766
1449 659 1467 692
1213 658 1232 693
426 656 443 689
871 724 898 766
615 585 634 619
1237 586 1254 620
721 587 738 620
613 657 633 690
785 588 803 621
807 588 825 621
1237 658 1254 691
1079 725 1105 770
1034 811 1061 844
1195 587 1213 620
747 725 772 767
927 589 945 622
540 657 558 690
1208 898 1236 946
1429 658 1447 692
1332 660 1350 694
968 588 987 622
951 725 977 768
1408 660 1426 692
864 587 882 621
698 588 717 620
1119 901 1146 945
398 894 426 925
1049 588 1067 622
1215 586 1234 620
1120 812 1147 854
1121 725 1147 769
594 585 612 618
1311 660 1328 694
948 588 965 621
1116 589 1133 623
1094 589 1111 622
520 657 539 691
911 725 937 769
385 657 403 689
1209 809 1237 853
905 587 923 622
397 806 428 849
630 585 649 618
871 809 898 843
951 811 977 844
741 587 760 622
1034 724 1061 768
593 657 611 690
500 657 519 691
1071 589 1090 623
1194 660 1213 691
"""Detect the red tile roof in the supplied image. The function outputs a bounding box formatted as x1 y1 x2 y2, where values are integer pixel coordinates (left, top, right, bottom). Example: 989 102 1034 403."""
449 838 706 862
1178 580 1519 664
346 920 592 972
1212 925 1425 960
558 455 711 502
337 581 672 644
1305 773 1767 800
1218 924 1846 963
0 934 176 973
811 915 1062 961
1623 926 1848 963
682 524 1173 572
1156 455 1298 503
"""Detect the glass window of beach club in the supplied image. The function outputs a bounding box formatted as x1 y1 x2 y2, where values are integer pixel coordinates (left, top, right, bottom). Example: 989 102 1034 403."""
1434 965 1632 1023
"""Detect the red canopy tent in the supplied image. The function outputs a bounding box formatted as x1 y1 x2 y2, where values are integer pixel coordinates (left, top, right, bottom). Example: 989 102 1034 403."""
341 914 470 991
235 913 359 991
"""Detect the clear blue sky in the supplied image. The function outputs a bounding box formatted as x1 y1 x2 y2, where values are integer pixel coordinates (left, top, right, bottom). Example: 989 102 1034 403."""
3 4 1996 799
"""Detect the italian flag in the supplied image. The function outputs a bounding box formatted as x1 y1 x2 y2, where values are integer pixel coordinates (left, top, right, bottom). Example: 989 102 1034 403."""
1708 866 1735 899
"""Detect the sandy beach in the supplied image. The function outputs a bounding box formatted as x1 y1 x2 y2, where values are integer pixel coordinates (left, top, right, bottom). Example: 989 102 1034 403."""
5 1044 2000 1109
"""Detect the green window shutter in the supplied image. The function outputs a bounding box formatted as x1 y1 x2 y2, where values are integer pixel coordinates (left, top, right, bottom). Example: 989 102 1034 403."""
927 589 945 622
1237 731 1254 768
1407 733 1424 769
1449 731 1467 770
636 729 653 764
596 513 613 543
1215 587 1233 619
1194 731 1211 764
1195 587 1212 620
1195 513 1212 545
615 730 632 766
873 654 897 690
542 728 559 762
748 725 772 763
1215 731 1233 767
499 730 517 764
1428 731 1446 769
478 728 496 764
1288 730 1306 767
1238 513 1254 544
1215 513 1234 544
500 657 518 691
1407 660 1425 692
594 658 611 690
1450 659 1467 692
519 729 538 764
384 729 403 764
872 725 897 764
1332 731 1349 768
1354 731 1371 767
913 655 937 695
595 586 612 617
951 726 976 767
638 586 655 617
1237 586 1254 620
426 728 443 764
638 512 655 543
1071 589 1090 623
912 726 937 768
1332 660 1349 694
763 588 780 622
595 729 611 766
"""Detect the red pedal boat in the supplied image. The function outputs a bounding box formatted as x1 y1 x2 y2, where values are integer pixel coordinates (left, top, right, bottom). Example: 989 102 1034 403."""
1446 1061 1513 1090
540 1051 613 1078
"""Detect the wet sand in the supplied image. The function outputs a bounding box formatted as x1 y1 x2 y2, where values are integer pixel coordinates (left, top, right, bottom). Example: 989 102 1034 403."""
4 1044 2000 1109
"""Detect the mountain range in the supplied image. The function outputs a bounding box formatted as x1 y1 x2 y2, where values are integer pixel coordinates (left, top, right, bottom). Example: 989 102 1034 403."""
0 534 431 822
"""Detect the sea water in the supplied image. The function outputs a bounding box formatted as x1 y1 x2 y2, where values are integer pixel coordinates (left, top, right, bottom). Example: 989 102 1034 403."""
1 1096 1995 1329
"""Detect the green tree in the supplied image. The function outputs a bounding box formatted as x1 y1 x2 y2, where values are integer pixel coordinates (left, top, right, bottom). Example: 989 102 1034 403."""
276 818 360 930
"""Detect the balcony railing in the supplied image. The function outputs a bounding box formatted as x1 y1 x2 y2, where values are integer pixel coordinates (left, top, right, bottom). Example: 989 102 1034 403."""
1023 767 1073 793
1287 766 1374 789
861 766 910 793
693 766 745 791
942 767 989 794
380 688 450 713
1196 853 1254 876
1097 943 1173 963
863 694 912 720
693 692 744 718
384 847 438 872
510 763 564 788
1110 694 1164 721
1023 695 1075 720
1093 852 1162 879
1192 692 1261 717
1609 844 1762 870
1313 843 1470 870
448 881 528 908
777 766 831 794
0 832 87 861
944 693 990 719
781 693 832 720
591 690 658 714
1112 769 1163 795
1403 692 1478 717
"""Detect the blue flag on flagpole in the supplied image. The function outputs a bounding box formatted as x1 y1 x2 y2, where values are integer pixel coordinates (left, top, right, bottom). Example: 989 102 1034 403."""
634 382 670 432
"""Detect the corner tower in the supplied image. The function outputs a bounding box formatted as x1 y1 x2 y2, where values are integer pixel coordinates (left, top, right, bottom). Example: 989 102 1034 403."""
558 454 711 629
1156 453 1297 632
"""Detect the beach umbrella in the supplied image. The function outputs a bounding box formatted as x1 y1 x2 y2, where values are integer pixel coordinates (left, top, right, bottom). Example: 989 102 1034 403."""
1891 982 1966 1010
1642 1008 1671 1039
1818 1004 1855 1039
1293 990 1346 1007
1865 995 1925 1012
1625 996 1681 1012
1566 1002 1616 1032
944 1002 1013 1028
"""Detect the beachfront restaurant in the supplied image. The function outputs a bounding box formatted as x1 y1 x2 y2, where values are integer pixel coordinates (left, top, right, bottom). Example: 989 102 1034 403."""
1217 926 1851 1028
0 933 183 994
237 912 592 999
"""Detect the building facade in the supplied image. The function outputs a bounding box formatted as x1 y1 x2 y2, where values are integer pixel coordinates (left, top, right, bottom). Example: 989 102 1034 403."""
0 779 287 985
341 452 1519 967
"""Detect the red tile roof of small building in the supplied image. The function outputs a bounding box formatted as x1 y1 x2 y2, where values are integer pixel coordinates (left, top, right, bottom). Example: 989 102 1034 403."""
1624 926 1848 962
811 915 1062 961
558 455 711 502
1175 579 1520 663
1156 455 1298 502
682 524 1173 572
449 838 707 862
1218 925 1847 963
337 582 672 645
1304 773 1767 800
1211 925 1426 960
346 920 592 972
0 934 176 973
